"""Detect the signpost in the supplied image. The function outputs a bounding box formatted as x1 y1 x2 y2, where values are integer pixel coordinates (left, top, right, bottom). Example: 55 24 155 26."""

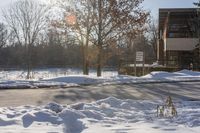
136 51 144 62
135 51 144 76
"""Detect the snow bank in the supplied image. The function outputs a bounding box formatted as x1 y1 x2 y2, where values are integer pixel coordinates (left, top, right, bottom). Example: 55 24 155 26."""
45 102 64 113
0 97 199 133
0 68 118 80
60 109 86 133
1 69 200 88
143 69 200 79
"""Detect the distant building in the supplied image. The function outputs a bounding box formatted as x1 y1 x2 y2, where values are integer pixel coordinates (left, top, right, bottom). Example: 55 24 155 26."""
158 8 199 69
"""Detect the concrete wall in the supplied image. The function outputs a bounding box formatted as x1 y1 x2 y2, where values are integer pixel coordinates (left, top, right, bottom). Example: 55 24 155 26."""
166 38 198 51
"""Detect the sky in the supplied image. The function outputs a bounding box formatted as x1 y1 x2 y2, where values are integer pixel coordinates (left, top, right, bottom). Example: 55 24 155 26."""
0 0 197 20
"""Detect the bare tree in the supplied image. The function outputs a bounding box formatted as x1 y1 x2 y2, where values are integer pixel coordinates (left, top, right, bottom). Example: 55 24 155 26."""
58 0 94 75
75 0 95 75
147 18 158 58
90 0 149 76
2 0 49 78
0 23 8 49
54 0 149 76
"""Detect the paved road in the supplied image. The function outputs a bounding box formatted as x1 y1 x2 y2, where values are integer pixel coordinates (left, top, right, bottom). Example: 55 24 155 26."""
0 82 200 107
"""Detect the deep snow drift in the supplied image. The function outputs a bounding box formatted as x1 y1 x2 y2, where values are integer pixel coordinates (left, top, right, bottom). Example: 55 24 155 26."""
1 68 200 88
0 97 199 133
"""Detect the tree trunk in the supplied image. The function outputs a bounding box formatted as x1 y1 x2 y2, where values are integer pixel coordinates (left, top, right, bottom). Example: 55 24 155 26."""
82 42 87 75
26 44 31 79
97 0 102 77
84 27 90 75
27 60 31 79
82 44 89 75
97 45 102 77
83 53 89 75
85 59 89 75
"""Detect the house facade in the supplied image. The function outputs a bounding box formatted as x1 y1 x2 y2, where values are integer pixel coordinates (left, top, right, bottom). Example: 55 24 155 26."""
158 8 199 69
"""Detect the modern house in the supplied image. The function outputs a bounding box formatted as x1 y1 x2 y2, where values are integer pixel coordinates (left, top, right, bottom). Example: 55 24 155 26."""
158 8 199 69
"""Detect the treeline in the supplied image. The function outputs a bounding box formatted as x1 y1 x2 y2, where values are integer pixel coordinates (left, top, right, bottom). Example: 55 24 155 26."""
0 42 82 68
0 31 155 69
0 38 121 68
0 23 122 69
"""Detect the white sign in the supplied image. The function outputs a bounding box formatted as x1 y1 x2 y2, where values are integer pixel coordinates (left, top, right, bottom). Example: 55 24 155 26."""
136 51 144 62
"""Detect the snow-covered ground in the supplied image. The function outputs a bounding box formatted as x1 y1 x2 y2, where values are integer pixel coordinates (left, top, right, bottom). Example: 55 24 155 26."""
0 97 199 133
1 68 200 88
0 68 117 88
1 68 199 132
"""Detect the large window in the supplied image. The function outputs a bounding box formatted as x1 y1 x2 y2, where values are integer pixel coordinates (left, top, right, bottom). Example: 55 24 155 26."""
167 14 197 38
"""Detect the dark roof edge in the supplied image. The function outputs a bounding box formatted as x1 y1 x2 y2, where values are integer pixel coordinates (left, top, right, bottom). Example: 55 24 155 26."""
159 8 197 12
